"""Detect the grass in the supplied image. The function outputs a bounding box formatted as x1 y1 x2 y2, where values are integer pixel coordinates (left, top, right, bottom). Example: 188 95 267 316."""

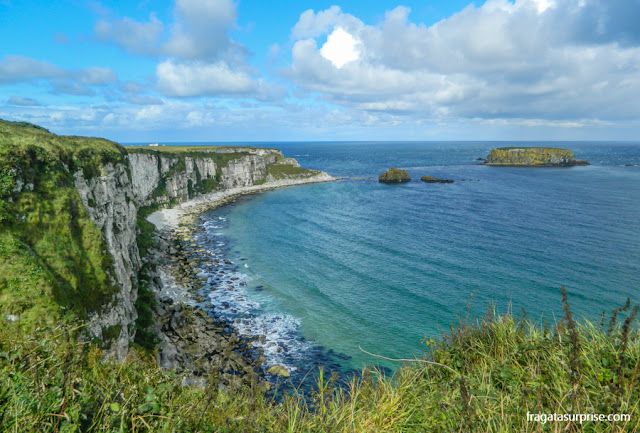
126 145 279 154
0 120 120 329
1 291 638 432
486 147 578 166
267 163 320 180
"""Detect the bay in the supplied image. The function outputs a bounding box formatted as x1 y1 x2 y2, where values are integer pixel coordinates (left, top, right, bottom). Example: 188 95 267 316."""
190 141 640 374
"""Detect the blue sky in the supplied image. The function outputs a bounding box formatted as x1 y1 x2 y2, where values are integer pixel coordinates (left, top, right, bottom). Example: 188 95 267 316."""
1 0 640 142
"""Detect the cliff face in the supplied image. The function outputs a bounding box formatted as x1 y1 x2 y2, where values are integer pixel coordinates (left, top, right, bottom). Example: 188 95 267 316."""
127 149 282 206
80 148 326 358
73 162 140 358
0 120 331 359
484 147 589 166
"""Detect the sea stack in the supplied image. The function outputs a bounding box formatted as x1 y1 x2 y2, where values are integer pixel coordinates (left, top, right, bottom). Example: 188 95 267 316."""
378 168 411 183
484 147 589 167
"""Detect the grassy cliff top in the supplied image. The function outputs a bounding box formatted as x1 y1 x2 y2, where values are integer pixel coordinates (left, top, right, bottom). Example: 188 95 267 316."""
0 119 126 168
126 145 280 154
0 119 120 331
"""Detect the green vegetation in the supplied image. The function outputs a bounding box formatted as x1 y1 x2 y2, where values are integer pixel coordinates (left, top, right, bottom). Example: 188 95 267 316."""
0 120 121 329
266 163 320 180
378 168 411 183
485 147 589 166
494 147 563 151
2 119 634 431
126 145 279 154
1 291 638 432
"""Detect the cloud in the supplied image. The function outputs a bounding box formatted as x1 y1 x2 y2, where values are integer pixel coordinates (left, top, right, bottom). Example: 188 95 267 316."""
94 14 164 55
283 0 640 125
123 94 165 105
54 33 69 44
292 6 362 39
93 0 241 60
75 66 117 85
51 80 95 96
164 0 239 60
0 55 118 92
0 55 65 83
7 96 41 106
93 0 267 99
320 28 361 68
157 60 256 97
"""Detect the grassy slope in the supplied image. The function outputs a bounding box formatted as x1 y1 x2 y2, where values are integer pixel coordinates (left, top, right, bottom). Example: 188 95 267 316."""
0 120 124 330
267 163 321 180
0 121 315 331
2 121 637 431
1 294 638 432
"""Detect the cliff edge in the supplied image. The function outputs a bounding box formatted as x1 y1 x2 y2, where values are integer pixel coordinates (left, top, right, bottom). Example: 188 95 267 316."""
0 119 333 360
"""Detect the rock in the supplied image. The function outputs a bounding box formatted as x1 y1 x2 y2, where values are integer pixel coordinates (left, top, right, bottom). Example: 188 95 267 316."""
421 175 454 183
267 364 290 377
378 168 411 183
484 147 590 166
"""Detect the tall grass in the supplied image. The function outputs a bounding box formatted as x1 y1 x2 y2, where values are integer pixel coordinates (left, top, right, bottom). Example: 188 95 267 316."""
1 291 638 432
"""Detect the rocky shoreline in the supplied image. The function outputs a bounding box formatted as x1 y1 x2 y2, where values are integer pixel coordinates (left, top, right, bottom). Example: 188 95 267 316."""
142 228 270 391
142 175 337 390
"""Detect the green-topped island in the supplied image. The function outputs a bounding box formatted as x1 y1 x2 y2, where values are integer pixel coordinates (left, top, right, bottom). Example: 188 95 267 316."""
484 147 590 167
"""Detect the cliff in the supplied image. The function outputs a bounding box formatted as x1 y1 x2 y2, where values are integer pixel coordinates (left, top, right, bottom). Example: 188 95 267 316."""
0 119 333 359
484 147 590 166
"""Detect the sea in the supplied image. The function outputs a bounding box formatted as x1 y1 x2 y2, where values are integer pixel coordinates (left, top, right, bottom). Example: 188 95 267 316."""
129 141 640 383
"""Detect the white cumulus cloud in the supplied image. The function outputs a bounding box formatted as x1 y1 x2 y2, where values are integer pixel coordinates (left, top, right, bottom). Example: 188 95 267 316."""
284 1 640 126
320 28 361 68
157 60 256 97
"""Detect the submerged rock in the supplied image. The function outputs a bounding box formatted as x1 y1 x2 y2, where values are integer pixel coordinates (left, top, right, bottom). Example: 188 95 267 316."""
378 168 411 183
421 175 454 183
267 364 290 377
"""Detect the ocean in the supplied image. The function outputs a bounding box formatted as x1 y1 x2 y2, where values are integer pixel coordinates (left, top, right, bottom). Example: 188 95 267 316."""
151 141 640 381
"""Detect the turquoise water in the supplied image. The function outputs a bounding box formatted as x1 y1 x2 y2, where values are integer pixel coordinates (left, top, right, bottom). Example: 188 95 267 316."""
193 142 640 377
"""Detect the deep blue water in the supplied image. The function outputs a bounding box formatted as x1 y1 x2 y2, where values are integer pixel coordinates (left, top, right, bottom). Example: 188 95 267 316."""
176 141 640 378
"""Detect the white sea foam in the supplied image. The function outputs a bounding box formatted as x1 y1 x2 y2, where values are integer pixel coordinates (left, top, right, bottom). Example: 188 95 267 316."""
198 219 313 373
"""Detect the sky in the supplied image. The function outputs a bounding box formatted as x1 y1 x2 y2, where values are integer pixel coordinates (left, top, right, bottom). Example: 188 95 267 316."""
1 0 640 142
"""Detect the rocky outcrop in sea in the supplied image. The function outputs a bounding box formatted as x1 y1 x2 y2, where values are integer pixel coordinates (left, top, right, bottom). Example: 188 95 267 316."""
421 175 454 183
484 147 590 166
379 168 411 183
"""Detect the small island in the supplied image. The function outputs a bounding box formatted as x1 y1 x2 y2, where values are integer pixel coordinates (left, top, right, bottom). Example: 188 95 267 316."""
484 147 589 167
421 175 454 183
379 168 411 183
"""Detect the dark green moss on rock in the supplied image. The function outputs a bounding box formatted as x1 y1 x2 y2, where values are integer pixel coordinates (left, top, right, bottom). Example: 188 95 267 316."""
378 168 410 183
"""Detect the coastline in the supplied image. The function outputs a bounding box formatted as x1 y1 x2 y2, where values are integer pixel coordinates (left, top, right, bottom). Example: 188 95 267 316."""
143 171 337 383
147 172 336 231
